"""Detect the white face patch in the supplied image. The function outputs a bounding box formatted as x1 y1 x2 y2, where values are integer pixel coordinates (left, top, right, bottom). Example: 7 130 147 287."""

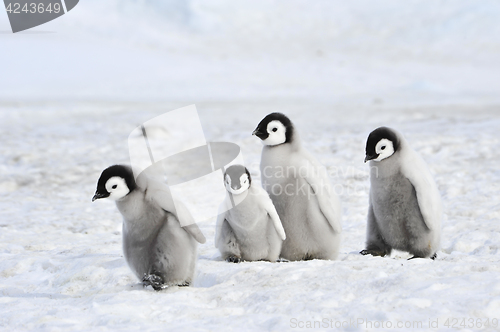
225 173 250 195
105 176 130 201
224 174 232 192
373 138 395 161
262 120 286 146
238 173 250 192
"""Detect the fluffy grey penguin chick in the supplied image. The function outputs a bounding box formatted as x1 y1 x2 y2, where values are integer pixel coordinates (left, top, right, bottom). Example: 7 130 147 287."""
215 165 286 263
253 113 342 261
93 165 206 290
361 127 442 260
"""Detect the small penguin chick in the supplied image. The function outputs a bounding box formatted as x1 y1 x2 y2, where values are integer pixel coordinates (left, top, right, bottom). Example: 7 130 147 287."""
253 113 342 261
252 112 294 146
361 127 442 260
93 165 203 290
215 165 286 263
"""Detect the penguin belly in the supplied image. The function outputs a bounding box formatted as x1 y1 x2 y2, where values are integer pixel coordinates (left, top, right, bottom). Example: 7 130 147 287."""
121 201 164 280
371 172 432 256
122 225 157 280
151 213 198 285
226 195 274 261
120 199 196 285
267 176 335 260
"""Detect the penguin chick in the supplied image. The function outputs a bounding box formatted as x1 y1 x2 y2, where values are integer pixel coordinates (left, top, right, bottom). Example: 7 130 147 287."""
361 127 442 260
215 165 286 263
92 165 206 290
253 113 342 261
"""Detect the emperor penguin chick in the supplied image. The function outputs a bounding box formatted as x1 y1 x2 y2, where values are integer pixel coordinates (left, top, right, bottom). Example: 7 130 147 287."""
361 127 442 259
215 165 286 263
253 113 342 261
93 165 206 290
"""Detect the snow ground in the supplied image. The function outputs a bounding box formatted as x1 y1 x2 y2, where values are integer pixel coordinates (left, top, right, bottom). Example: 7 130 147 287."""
1 1 500 331
0 103 499 331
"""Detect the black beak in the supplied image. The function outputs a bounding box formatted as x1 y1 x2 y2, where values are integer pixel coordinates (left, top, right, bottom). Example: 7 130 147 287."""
252 129 267 140
364 154 378 163
92 191 109 202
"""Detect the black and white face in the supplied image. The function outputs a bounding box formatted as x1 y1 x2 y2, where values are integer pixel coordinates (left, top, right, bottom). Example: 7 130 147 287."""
365 127 399 162
223 165 251 195
262 120 287 146
372 139 395 161
104 176 130 201
225 173 250 195
93 165 136 202
253 113 294 146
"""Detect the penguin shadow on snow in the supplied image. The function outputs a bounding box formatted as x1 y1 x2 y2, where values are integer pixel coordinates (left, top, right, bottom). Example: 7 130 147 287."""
192 271 222 288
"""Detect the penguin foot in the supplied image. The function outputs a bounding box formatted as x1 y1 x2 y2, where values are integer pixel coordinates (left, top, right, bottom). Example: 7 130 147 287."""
276 258 289 263
142 273 167 291
177 281 190 287
408 253 437 260
360 249 386 257
302 254 315 261
225 255 242 263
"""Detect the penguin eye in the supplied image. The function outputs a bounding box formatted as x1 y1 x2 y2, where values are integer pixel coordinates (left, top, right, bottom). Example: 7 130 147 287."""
112 185 117 189
381 146 386 150
272 128 278 132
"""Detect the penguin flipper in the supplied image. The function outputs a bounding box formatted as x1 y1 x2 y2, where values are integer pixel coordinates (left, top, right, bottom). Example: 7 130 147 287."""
400 148 442 232
169 198 206 244
299 157 342 233
215 201 230 248
136 169 177 213
138 174 206 244
254 186 286 240
182 223 206 244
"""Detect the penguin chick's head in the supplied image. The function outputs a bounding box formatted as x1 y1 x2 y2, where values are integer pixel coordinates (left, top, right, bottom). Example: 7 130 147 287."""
92 165 137 202
224 165 251 195
252 112 294 146
365 127 399 162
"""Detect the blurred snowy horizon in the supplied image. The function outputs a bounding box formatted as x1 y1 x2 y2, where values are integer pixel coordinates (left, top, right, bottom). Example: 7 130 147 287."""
1 0 500 105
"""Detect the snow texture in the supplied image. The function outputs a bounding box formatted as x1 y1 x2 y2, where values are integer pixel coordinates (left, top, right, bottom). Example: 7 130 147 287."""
1 1 500 331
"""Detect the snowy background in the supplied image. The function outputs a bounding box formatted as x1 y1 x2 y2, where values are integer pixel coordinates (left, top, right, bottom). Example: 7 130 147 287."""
1 1 500 331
